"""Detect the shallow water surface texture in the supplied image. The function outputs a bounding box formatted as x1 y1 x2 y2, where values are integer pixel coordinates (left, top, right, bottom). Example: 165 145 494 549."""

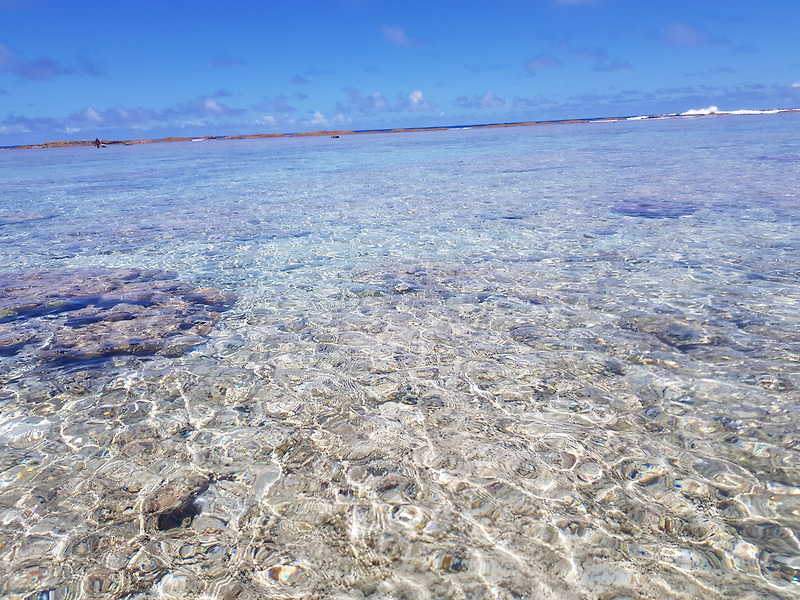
1 115 799 600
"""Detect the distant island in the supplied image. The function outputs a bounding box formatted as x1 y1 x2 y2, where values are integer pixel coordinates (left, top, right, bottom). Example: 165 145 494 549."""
5 107 798 150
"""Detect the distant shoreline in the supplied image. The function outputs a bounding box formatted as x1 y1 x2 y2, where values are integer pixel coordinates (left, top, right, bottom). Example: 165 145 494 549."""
5 108 799 150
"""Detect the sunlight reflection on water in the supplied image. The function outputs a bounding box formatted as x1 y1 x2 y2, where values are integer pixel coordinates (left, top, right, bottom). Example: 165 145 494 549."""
1 115 799 599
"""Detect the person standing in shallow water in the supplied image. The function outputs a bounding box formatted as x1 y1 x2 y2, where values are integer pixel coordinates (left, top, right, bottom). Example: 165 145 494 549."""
94 138 101 148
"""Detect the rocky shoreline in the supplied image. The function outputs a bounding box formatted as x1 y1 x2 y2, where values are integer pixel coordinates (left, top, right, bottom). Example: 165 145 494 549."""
6 108 799 150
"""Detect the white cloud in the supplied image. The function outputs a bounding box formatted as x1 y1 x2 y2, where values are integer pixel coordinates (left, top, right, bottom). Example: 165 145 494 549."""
204 98 224 115
792 82 800 88
302 111 350 129
408 90 432 111
84 107 103 123
306 111 329 127
480 90 505 109
372 91 389 111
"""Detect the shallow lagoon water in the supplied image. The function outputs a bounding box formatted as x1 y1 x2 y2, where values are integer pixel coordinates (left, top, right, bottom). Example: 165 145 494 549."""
1 115 799 599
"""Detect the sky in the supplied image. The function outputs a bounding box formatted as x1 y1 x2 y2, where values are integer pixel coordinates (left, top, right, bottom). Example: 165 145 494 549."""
1 0 799 145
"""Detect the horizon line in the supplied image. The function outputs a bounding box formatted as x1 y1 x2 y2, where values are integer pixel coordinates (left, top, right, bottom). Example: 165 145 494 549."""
4 107 799 151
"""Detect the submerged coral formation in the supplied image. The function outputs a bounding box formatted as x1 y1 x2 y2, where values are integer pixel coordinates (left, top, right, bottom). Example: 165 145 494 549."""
0 267 235 364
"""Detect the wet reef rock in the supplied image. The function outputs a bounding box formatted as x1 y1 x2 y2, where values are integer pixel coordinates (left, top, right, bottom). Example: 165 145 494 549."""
0 267 235 365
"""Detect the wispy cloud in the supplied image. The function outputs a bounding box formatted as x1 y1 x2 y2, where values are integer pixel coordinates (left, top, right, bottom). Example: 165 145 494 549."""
290 69 334 86
255 115 277 127
337 88 395 114
570 47 607 62
0 113 61 137
83 107 104 124
570 47 631 72
382 24 423 46
594 59 631 72
525 54 563 74
160 92 244 121
212 55 247 69
203 98 226 115
465 63 504 74
304 68 334 77
732 44 757 55
77 55 107 77
654 86 699 96
52 92 246 134
252 95 297 114
335 88 435 114
688 66 736 77
301 110 349 128
456 90 508 110
0 42 70 80
0 42 104 80
305 111 329 127
658 22 711 47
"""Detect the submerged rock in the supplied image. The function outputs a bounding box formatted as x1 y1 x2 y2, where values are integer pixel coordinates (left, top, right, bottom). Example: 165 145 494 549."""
0 327 37 357
619 313 727 352
0 212 57 226
611 200 696 219
0 267 235 364
145 473 211 531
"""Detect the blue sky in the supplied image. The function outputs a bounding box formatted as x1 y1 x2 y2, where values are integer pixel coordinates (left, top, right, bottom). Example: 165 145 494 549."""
1 0 798 144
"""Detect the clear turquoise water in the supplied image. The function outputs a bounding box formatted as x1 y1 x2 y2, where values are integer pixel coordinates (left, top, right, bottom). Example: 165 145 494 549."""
1 115 799 599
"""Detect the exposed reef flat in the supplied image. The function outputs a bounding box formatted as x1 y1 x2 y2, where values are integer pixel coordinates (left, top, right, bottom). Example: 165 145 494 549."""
0 267 235 366
8 108 799 150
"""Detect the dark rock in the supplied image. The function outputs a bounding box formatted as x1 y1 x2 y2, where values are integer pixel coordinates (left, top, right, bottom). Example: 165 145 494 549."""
145 473 210 531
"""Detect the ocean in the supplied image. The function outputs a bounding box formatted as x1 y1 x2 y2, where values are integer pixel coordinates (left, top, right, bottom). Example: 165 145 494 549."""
1 114 799 599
